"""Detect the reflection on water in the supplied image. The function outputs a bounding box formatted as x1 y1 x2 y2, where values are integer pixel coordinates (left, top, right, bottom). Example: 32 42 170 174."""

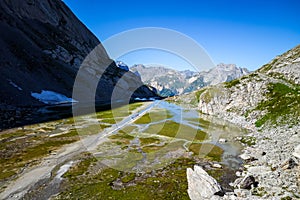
149 101 246 169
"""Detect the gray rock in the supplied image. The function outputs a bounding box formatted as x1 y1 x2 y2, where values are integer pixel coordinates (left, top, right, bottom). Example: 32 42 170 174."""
293 144 300 159
281 158 298 170
247 166 271 175
239 153 252 161
234 189 251 198
187 165 224 200
212 163 223 169
0 0 158 111
219 138 227 143
239 176 257 189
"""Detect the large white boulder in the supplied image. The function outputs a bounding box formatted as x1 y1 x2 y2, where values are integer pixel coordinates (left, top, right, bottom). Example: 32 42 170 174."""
187 165 224 200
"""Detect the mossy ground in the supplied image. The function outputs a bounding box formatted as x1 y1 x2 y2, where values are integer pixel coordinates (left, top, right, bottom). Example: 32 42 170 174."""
134 109 173 124
55 156 196 200
240 136 256 146
1 101 242 198
255 83 300 127
145 120 207 142
0 137 77 181
224 79 241 88
0 103 144 183
188 143 224 162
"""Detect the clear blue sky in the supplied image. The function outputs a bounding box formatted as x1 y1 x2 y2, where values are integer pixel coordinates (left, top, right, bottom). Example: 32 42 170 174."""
64 0 300 71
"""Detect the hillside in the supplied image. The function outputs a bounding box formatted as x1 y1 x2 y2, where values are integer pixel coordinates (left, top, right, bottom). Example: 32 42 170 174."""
171 45 300 199
198 45 300 128
0 0 157 129
130 63 250 96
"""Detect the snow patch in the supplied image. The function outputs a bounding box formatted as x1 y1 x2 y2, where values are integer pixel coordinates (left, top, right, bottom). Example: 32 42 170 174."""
31 90 78 105
134 97 157 101
116 61 129 71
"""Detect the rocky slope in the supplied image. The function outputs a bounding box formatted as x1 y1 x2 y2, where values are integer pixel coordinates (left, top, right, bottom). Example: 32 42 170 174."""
130 63 249 96
0 0 157 129
175 45 300 199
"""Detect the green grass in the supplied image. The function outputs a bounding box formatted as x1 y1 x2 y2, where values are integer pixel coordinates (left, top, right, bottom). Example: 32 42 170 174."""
97 103 143 122
188 143 224 162
121 173 136 183
224 79 241 88
109 133 135 140
267 72 296 85
109 132 135 147
128 102 144 111
56 158 196 200
96 110 114 119
259 58 278 73
134 110 173 124
101 118 116 124
0 129 30 140
0 138 77 181
201 90 213 103
52 129 79 138
63 153 97 178
145 120 207 142
255 83 300 127
240 136 256 146
139 137 161 146
77 124 106 135
142 144 166 153
195 89 207 102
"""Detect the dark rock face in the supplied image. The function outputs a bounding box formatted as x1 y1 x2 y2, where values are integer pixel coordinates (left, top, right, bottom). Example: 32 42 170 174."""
240 176 258 189
0 0 158 129
0 0 157 107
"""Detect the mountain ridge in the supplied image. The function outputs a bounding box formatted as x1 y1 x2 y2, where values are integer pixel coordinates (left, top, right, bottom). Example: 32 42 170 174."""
130 63 250 96
0 0 157 129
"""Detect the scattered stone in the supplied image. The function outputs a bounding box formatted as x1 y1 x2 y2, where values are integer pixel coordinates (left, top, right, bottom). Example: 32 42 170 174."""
219 138 227 143
111 180 124 190
281 158 298 170
234 189 251 198
235 171 242 177
212 163 223 169
187 165 224 200
293 144 300 159
247 166 271 175
239 153 257 161
239 176 258 189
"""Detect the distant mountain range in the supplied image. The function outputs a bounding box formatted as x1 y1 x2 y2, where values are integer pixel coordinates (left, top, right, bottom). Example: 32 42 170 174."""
130 63 250 96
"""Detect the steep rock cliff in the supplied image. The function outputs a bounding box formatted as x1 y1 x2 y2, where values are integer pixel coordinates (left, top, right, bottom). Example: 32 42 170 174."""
0 0 156 107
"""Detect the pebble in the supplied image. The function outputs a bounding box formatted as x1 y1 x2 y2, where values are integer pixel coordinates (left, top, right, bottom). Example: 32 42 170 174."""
212 163 222 169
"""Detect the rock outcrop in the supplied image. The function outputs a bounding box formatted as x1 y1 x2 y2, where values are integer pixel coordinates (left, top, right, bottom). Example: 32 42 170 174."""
0 0 158 129
0 0 157 107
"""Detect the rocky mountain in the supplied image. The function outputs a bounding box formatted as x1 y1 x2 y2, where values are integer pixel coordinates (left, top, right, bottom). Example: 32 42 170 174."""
0 0 157 129
172 45 300 199
130 63 250 96
197 46 300 128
